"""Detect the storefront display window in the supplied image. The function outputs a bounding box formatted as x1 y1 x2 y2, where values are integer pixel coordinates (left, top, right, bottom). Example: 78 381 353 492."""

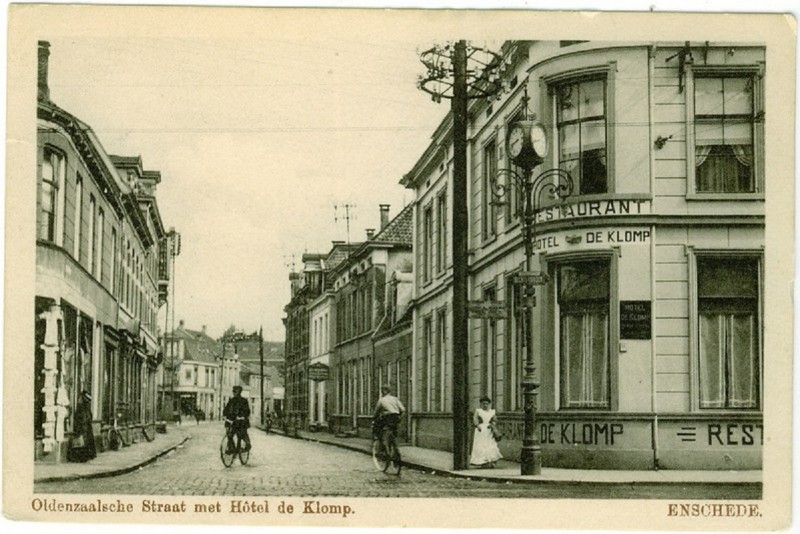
559 260 610 408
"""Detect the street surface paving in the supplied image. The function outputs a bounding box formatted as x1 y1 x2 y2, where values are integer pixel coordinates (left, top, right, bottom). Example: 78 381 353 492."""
36 424 759 499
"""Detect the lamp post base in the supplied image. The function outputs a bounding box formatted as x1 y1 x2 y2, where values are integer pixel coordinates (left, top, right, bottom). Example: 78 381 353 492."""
520 445 542 475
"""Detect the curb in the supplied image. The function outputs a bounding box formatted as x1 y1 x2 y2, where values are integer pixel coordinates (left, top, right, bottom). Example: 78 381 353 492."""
277 431 762 488
34 436 191 484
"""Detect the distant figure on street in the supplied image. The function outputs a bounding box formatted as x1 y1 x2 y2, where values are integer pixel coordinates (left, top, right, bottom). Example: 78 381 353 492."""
194 405 202 425
173 409 182 426
223 385 251 452
469 396 502 469
68 391 96 463
372 386 405 441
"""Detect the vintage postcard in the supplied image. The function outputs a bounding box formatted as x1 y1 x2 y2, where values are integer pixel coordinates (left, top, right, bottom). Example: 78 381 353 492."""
3 4 795 531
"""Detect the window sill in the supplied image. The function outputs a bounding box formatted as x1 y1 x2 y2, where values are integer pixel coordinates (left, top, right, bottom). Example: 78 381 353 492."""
480 234 498 249
686 192 765 201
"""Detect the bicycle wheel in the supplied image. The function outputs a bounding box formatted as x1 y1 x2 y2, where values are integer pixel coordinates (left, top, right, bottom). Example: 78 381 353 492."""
385 442 401 475
142 424 156 442
108 429 122 451
238 436 250 465
220 435 235 467
371 439 389 472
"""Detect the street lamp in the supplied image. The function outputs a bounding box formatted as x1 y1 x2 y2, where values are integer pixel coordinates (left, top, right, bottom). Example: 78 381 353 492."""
490 93 574 475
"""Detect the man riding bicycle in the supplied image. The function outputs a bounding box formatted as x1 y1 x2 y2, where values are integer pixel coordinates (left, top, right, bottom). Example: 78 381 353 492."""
223 385 251 452
373 385 405 444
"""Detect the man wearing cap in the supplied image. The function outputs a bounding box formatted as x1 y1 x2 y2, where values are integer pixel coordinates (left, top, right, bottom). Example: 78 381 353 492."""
223 385 251 452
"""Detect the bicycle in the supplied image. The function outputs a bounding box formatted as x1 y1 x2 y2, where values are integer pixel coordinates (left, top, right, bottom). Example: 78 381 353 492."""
107 403 132 451
220 417 250 467
371 420 401 475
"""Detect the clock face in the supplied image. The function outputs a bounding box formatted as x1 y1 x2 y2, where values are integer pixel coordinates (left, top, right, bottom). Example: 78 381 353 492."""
530 124 548 157
507 125 526 158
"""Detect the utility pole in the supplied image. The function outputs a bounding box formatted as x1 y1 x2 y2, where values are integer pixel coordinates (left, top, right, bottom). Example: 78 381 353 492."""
450 40 470 470
259 326 265 426
418 41 503 471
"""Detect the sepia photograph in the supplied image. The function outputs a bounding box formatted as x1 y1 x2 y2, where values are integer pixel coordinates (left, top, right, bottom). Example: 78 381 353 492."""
4 3 795 530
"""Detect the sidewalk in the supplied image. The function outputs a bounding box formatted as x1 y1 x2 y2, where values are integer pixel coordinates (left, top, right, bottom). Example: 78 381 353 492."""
34 424 191 484
274 427 762 486
34 422 761 487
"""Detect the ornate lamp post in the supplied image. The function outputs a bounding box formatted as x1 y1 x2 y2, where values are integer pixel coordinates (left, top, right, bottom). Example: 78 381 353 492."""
490 94 573 475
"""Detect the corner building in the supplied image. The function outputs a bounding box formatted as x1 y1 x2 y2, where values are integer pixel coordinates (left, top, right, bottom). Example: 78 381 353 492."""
405 41 764 470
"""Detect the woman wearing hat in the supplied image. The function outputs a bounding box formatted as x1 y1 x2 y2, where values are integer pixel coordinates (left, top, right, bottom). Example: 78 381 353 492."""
469 396 502 468
68 391 96 462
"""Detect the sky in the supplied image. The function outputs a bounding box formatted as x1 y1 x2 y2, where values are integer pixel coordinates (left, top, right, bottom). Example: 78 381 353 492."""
44 33 448 341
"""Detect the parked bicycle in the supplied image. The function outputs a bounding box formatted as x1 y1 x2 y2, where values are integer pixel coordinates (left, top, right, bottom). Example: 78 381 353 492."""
106 402 132 451
371 420 401 475
220 416 250 467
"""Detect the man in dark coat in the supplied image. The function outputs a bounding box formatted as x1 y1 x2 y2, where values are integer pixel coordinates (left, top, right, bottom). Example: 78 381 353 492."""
68 391 96 462
223 385 251 452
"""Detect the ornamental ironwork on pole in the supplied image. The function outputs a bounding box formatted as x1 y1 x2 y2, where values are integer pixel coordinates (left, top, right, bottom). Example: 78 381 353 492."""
490 88 574 475
417 41 504 471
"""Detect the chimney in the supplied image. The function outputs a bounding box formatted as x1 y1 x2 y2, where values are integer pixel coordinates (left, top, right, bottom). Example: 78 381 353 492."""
37 41 51 102
379 204 390 230
201 325 207 335
366 228 375 240
179 319 185 329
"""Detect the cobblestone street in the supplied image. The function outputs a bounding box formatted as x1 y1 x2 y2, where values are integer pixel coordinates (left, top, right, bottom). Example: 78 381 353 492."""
35 424 759 499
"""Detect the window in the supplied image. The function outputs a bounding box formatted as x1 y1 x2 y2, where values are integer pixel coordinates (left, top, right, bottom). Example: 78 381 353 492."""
96 209 104 282
506 275 527 411
694 75 756 193
436 192 447 273
556 78 607 195
421 316 433 410
559 260 610 408
73 175 83 259
697 257 760 409
39 148 65 242
110 228 117 296
482 140 498 239
88 195 96 275
481 286 497 399
434 308 447 411
422 205 433 282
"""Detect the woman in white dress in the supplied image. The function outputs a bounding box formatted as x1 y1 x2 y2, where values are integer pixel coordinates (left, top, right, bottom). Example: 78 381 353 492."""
469 396 502 468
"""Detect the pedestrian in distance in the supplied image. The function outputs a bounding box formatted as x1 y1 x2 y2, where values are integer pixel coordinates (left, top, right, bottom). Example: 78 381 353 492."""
194 405 202 425
223 385 251 452
68 390 97 463
173 409 182 426
469 396 503 469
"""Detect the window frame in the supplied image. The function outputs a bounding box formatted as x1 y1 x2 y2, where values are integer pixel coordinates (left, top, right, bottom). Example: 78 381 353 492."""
481 137 499 242
685 64 765 200
480 283 498 400
543 63 617 200
422 202 434 283
542 250 619 412
436 190 447 274
39 146 66 244
687 247 763 411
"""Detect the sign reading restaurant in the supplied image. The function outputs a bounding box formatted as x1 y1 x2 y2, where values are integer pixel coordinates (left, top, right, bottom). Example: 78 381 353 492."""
533 198 651 224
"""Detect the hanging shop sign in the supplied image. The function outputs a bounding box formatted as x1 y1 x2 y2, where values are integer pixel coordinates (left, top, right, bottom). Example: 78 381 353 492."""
515 271 550 285
620 301 652 340
307 363 330 382
467 300 507 320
